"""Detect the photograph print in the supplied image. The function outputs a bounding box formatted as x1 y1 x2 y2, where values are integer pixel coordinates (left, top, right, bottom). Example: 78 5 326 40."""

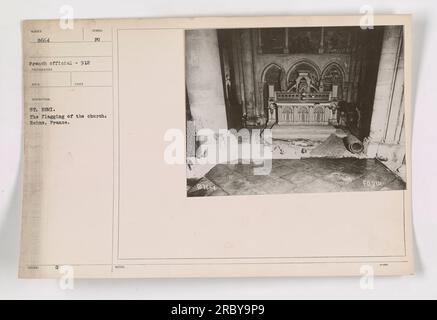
185 25 407 197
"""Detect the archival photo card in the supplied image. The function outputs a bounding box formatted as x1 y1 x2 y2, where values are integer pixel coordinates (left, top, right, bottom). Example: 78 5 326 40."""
20 15 413 278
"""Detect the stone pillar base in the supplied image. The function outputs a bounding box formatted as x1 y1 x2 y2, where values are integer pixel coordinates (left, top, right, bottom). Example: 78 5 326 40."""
245 116 266 127
365 138 406 181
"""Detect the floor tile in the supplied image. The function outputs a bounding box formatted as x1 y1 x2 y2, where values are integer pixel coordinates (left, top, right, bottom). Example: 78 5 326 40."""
218 176 258 195
295 179 342 193
205 164 234 180
359 170 397 190
322 171 358 186
209 188 230 196
267 165 296 178
207 171 244 187
279 159 311 170
187 177 222 197
344 172 394 191
189 157 407 196
233 163 257 176
258 178 297 194
380 178 406 191
281 171 318 186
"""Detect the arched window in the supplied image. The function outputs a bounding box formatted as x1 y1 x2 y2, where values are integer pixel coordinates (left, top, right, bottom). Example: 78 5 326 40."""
321 63 345 99
262 64 285 109
262 64 283 91
287 60 320 93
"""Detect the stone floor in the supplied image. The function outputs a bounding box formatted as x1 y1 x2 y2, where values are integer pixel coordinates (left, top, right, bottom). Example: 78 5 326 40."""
187 158 406 197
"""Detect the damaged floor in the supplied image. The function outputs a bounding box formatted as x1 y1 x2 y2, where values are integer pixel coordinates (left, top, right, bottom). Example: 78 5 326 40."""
187 158 406 197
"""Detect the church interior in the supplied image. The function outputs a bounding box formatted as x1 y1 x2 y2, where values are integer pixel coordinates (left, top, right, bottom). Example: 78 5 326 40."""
185 26 407 196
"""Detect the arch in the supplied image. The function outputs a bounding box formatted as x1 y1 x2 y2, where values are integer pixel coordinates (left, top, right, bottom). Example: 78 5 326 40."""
286 59 321 83
321 62 345 98
286 59 321 93
321 62 346 81
261 63 285 83
261 63 286 112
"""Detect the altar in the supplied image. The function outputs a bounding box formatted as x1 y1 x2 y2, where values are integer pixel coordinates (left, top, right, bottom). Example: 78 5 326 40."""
267 71 339 126
266 71 339 140
272 92 338 126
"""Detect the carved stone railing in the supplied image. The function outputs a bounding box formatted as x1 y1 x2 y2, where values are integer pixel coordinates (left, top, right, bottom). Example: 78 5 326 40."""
272 103 337 126
275 91 331 103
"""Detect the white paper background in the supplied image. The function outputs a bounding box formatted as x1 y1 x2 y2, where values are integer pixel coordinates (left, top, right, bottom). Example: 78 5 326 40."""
0 0 435 299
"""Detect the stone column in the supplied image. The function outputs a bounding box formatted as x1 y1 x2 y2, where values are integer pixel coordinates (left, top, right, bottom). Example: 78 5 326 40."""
385 42 404 143
367 26 403 156
240 29 257 119
319 27 325 54
257 29 263 54
186 30 228 132
231 31 243 106
284 28 289 53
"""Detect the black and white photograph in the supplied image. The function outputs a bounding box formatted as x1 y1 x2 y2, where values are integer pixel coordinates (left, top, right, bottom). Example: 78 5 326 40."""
186 25 407 197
